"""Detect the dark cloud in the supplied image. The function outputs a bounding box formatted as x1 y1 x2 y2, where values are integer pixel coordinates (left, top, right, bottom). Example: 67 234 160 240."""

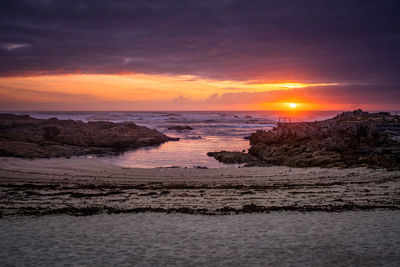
0 0 400 86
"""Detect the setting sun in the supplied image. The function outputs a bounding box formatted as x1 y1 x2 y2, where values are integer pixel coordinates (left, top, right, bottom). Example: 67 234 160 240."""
289 103 297 108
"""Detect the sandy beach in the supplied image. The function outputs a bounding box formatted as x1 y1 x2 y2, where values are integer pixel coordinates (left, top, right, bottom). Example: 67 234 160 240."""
2 211 399 266
1 157 399 217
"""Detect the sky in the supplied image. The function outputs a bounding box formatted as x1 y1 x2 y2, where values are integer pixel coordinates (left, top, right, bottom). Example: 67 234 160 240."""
0 0 399 111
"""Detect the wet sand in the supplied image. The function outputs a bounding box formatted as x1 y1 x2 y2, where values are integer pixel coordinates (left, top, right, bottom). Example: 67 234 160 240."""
0 157 399 216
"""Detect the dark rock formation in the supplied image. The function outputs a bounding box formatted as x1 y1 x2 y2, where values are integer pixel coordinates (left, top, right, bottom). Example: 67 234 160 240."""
167 125 193 131
187 135 202 139
247 109 400 168
0 114 173 158
207 151 259 164
209 110 400 169
207 151 269 166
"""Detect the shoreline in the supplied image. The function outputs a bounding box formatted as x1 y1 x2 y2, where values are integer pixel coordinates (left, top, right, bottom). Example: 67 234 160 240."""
209 109 400 169
0 113 174 158
1 157 399 217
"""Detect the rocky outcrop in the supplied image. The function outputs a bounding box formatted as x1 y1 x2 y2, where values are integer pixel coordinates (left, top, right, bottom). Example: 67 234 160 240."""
247 109 400 168
209 110 400 169
207 151 262 165
0 114 174 158
167 125 193 131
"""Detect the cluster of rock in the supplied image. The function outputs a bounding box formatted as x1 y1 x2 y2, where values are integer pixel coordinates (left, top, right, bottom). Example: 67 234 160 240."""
209 110 400 169
0 114 174 158
206 151 262 165
167 125 193 131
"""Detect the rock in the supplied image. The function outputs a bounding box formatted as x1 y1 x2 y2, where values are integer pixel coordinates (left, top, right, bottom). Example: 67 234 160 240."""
167 125 193 131
43 126 60 139
246 110 400 169
0 114 173 158
207 151 258 164
187 136 202 139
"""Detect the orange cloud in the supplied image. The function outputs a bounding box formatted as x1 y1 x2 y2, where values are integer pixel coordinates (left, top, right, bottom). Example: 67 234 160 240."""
0 73 336 103
2 73 396 111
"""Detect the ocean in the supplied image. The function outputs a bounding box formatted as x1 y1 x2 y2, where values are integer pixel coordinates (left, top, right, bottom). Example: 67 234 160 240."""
13 111 339 168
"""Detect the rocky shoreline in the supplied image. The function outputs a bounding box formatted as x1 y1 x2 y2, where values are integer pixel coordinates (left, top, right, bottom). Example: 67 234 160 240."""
208 110 400 169
0 114 174 158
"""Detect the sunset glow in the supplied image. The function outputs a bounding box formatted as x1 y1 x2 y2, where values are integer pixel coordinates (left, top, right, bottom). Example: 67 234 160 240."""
0 74 346 110
1 72 399 111
0 1 399 111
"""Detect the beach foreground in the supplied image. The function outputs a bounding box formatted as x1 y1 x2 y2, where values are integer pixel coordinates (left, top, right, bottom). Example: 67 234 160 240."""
0 157 399 216
1 211 399 266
